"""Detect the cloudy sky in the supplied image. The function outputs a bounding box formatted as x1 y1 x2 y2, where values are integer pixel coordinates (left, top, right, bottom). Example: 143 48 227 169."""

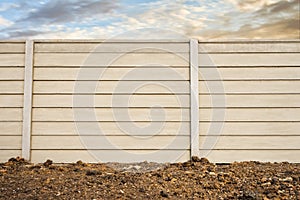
0 0 298 39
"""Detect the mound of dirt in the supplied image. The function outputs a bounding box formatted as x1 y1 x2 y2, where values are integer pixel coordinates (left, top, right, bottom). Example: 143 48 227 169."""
0 157 299 199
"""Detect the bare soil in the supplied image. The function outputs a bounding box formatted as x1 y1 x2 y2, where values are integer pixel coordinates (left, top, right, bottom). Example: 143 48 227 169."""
0 157 300 199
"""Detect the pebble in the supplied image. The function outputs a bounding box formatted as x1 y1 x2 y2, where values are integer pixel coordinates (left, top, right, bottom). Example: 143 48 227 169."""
279 177 293 182
191 156 201 162
261 177 268 182
86 170 98 176
209 172 217 176
261 182 271 187
43 159 53 167
160 190 169 198
171 178 177 183
277 190 285 194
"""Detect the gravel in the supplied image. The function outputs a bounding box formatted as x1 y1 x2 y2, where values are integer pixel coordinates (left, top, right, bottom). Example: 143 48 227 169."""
0 157 300 199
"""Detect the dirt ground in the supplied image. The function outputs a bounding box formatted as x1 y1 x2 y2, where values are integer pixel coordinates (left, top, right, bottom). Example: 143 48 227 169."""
0 157 300 199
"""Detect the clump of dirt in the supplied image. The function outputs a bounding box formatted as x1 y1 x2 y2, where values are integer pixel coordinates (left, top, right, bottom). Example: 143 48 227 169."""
0 157 300 199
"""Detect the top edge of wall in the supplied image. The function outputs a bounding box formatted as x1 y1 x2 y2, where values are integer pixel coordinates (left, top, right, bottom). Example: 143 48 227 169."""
0 39 299 43
31 39 190 43
198 39 300 43
0 40 26 43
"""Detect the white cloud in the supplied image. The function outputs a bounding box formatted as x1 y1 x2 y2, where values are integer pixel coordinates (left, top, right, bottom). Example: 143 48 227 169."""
0 16 13 27
106 0 208 39
227 0 283 11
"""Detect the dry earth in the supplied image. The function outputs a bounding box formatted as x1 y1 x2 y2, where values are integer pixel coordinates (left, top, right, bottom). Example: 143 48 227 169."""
0 157 300 199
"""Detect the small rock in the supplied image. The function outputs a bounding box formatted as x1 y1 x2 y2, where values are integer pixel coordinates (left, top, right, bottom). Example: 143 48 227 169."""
209 172 217 176
124 165 141 171
8 157 17 162
266 192 276 199
76 160 84 165
120 189 124 194
261 182 271 187
191 156 201 162
240 191 256 199
133 165 141 170
29 165 41 170
277 190 285 194
86 170 98 176
171 178 177 183
7 157 28 165
16 157 25 162
49 165 55 169
139 188 145 193
200 157 210 164
271 177 279 183
182 162 191 167
261 177 268 182
43 159 53 167
73 167 81 172
160 190 169 198
219 172 230 176
44 178 51 184
9 157 25 163
279 177 293 182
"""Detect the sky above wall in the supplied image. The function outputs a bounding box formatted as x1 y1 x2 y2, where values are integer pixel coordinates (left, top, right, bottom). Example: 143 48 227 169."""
0 0 299 39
